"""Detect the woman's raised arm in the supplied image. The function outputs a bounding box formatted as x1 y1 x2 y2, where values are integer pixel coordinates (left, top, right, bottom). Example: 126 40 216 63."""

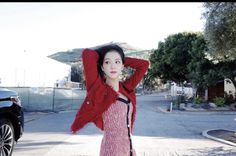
123 57 149 91
81 48 101 91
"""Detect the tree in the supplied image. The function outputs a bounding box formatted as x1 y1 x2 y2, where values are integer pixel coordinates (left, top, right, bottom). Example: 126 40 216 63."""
202 2 236 61
143 68 162 91
215 60 236 87
149 32 201 85
71 64 83 83
187 33 214 89
203 2 236 87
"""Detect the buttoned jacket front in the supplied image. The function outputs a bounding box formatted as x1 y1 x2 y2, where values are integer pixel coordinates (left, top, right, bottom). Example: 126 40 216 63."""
70 48 149 133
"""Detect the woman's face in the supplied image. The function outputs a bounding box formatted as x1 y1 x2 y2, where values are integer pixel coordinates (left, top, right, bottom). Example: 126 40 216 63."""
102 51 124 80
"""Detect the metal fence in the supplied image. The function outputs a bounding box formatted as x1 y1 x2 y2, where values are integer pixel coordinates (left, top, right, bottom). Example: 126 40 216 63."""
1 87 86 112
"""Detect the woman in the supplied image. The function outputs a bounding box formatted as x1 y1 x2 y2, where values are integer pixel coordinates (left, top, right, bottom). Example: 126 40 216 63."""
70 44 149 156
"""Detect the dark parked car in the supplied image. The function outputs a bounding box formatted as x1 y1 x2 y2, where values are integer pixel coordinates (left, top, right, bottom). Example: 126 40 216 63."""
0 88 24 156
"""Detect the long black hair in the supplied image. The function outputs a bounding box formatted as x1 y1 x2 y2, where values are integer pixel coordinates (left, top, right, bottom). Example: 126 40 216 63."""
95 44 125 79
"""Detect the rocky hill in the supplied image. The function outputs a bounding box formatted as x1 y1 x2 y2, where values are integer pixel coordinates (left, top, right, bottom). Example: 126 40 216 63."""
47 42 147 65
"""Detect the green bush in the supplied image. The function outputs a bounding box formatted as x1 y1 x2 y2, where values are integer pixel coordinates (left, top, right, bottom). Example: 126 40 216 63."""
224 92 235 105
194 96 204 104
213 97 225 107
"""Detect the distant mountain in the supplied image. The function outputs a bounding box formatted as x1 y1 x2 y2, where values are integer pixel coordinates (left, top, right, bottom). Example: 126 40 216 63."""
47 48 83 65
47 42 149 65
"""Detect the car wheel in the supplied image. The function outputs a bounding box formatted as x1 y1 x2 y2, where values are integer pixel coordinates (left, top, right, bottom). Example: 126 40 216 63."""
0 118 15 156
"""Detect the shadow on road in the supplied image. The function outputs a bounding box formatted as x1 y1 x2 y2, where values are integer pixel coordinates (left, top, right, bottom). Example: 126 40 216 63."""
15 140 78 151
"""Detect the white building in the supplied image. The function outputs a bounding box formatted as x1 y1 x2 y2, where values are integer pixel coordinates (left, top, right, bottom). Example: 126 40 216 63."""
170 82 194 99
169 78 236 101
224 78 236 99
0 51 71 87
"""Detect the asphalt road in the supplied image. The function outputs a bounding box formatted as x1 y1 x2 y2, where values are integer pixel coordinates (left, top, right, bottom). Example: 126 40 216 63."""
13 92 236 156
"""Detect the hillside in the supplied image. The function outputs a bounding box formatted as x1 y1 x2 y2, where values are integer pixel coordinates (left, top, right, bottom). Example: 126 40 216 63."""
47 42 145 65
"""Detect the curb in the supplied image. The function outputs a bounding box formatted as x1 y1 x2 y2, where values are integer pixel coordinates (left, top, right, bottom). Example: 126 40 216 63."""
156 106 236 115
156 107 171 114
202 129 236 147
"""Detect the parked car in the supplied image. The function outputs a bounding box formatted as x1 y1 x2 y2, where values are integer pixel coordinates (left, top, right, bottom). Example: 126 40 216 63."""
0 88 24 156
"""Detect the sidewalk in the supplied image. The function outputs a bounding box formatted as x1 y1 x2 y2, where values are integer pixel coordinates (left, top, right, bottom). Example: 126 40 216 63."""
157 106 236 148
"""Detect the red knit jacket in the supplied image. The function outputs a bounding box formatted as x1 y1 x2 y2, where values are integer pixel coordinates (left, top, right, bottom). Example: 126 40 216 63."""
70 48 149 133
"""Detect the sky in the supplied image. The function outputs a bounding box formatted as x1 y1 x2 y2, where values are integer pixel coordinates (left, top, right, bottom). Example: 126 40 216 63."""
0 2 205 57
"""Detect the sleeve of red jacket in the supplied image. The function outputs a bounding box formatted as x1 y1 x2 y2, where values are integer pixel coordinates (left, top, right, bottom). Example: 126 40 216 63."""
70 48 100 133
123 57 149 91
81 48 100 91
70 103 96 133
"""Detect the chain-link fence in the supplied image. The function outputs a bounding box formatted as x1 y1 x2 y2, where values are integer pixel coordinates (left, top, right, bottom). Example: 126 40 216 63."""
1 87 86 112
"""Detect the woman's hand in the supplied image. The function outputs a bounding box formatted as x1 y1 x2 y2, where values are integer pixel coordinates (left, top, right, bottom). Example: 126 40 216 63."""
70 126 77 134
71 130 77 134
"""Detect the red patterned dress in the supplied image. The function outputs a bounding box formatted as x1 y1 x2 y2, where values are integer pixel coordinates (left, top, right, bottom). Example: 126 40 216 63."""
99 94 136 156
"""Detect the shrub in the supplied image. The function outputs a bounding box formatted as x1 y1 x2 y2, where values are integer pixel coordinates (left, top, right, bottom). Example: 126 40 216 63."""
224 92 235 105
194 96 204 104
213 97 225 107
